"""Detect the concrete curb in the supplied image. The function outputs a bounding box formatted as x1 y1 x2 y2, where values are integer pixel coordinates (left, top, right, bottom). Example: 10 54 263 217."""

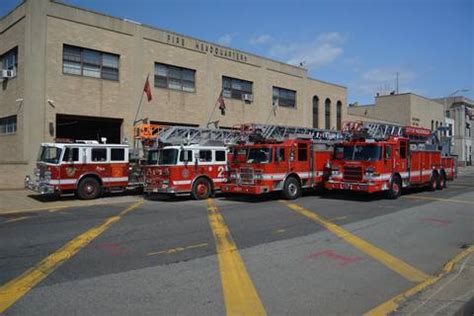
393 247 474 315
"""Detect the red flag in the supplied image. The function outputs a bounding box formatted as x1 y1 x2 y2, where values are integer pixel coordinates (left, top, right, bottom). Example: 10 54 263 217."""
143 77 152 102
218 91 226 115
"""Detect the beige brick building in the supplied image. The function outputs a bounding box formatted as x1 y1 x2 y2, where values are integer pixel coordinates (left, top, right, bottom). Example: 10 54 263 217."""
347 93 445 129
0 0 347 189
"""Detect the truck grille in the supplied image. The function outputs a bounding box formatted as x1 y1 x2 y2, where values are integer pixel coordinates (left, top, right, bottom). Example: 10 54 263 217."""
240 167 254 185
343 166 362 182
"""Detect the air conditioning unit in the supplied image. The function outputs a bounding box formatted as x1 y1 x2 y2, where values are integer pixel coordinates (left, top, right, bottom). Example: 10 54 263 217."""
242 93 253 102
2 69 16 79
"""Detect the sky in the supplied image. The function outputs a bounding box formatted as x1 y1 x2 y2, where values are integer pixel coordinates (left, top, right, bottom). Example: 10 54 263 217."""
1 0 473 104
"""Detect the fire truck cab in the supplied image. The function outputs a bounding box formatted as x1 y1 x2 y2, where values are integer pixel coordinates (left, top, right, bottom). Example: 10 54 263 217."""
25 141 142 199
325 123 457 199
222 138 334 199
144 144 229 199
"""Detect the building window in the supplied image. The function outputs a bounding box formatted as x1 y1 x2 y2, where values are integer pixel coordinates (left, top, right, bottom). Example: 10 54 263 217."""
63 45 119 81
325 98 331 129
1 47 18 71
222 76 253 101
154 62 195 92
0 116 17 134
336 100 342 130
273 87 296 108
312 96 319 128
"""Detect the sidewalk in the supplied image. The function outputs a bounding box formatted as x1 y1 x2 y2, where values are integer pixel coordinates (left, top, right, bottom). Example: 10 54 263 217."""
395 247 474 315
457 165 474 176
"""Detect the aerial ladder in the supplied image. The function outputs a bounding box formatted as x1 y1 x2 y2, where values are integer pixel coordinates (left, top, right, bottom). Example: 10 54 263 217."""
141 123 346 148
343 121 453 155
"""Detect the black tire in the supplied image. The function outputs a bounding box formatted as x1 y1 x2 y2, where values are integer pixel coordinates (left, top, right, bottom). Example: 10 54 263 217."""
76 177 102 200
192 178 211 200
437 172 447 190
386 176 402 199
427 173 438 192
282 176 301 200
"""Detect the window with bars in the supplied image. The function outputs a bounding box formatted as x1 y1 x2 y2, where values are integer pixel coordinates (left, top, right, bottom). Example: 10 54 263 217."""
63 45 119 81
336 100 342 130
154 63 196 92
222 76 253 101
325 98 331 129
1 47 18 71
273 87 296 108
0 116 17 135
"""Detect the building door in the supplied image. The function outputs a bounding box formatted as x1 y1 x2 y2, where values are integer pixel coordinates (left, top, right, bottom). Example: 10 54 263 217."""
56 114 122 143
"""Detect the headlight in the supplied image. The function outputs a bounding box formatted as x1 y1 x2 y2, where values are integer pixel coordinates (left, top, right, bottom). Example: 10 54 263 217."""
364 167 375 177
230 173 238 179
44 171 52 180
331 168 340 175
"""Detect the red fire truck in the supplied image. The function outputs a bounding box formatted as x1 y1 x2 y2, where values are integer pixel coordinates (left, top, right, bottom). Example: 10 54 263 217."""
325 122 457 199
143 126 242 199
25 141 143 199
221 124 345 199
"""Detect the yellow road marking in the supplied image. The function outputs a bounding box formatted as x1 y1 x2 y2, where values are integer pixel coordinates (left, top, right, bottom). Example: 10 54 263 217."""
365 246 474 316
206 198 266 316
403 195 474 205
0 198 143 215
0 200 143 313
1 205 68 214
147 243 208 256
283 202 429 283
4 217 30 224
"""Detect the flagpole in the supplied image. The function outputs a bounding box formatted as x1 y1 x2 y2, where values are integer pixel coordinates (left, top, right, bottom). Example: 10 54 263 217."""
206 89 221 127
133 74 149 125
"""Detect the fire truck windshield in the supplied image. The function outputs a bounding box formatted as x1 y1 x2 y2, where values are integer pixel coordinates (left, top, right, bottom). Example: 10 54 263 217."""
247 148 273 164
148 148 179 165
334 145 381 161
37 146 62 164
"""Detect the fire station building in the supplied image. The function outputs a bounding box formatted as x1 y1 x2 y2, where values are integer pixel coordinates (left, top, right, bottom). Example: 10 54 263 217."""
0 0 347 189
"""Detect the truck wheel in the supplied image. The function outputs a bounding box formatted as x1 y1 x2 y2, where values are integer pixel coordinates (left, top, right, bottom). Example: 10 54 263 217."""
427 173 438 192
437 172 447 190
192 178 211 200
387 176 402 199
282 177 301 200
77 177 102 200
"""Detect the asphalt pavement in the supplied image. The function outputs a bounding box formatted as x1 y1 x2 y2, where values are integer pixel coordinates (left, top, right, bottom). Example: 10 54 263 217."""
0 172 473 315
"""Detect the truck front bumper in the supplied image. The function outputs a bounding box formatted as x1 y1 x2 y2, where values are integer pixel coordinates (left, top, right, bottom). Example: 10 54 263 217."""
222 184 270 195
144 185 178 194
325 180 386 193
24 176 56 194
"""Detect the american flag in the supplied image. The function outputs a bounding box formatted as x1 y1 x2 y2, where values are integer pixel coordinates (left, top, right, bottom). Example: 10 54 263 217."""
218 91 226 115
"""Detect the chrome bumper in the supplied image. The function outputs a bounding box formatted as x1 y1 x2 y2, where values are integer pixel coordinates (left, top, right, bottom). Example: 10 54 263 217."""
24 175 56 194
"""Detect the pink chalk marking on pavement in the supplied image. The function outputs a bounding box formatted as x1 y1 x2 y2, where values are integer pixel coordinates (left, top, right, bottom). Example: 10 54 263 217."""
419 217 452 226
95 243 128 256
308 249 363 266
